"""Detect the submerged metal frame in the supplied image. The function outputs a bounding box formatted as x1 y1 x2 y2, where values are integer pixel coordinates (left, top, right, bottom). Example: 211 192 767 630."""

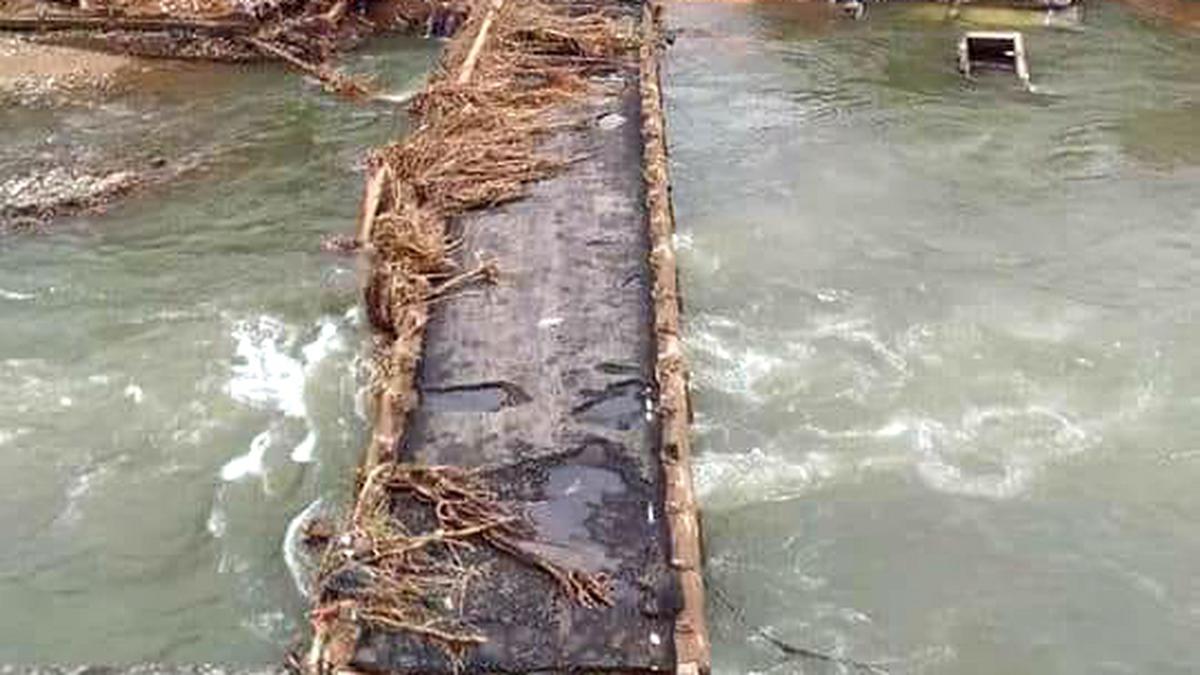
958 30 1031 87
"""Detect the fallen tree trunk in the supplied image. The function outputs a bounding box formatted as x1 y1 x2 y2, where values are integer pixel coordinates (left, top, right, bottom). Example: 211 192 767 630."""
242 35 374 98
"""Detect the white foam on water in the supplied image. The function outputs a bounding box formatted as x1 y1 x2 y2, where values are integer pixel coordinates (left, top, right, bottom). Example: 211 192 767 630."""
290 429 317 463
0 428 30 446
695 447 840 508
301 319 342 366
694 402 1094 508
0 288 34 301
292 318 345 464
220 427 274 482
811 317 910 375
207 501 228 539
220 315 349 479
917 452 1033 500
55 466 102 526
227 316 308 418
814 287 851 304
282 497 325 599
909 405 1091 500
673 230 694 251
688 327 786 402
874 419 910 438
798 417 915 441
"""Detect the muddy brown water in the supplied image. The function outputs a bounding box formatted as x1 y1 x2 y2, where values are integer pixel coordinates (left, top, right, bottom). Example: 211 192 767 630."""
0 38 435 662
666 2 1199 673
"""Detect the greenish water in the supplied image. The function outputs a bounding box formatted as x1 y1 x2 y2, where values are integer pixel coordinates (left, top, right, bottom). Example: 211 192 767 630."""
666 2 1199 674
0 39 435 662
2 4 1197 670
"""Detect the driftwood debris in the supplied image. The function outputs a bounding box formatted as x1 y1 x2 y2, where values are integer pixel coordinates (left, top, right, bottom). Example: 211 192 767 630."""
0 0 449 88
242 34 374 98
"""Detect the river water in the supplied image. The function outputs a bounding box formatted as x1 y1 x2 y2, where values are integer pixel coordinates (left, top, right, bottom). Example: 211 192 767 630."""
666 2 1199 673
1 3 1196 671
0 39 435 662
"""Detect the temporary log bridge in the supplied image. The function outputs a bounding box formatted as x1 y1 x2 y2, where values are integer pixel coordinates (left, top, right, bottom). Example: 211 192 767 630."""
301 0 709 673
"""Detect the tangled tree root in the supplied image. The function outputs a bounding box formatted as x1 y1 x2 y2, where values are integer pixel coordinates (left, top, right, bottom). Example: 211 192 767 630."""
309 464 613 669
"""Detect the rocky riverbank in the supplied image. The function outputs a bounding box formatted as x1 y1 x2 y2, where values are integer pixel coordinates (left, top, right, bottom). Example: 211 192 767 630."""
0 36 141 105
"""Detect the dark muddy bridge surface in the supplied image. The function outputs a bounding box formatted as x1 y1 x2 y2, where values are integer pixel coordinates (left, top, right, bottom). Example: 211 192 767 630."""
299 1 708 673
369 89 675 673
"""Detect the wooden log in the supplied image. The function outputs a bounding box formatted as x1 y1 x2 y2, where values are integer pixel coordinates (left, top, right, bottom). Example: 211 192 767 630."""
357 163 388 246
243 36 372 98
639 2 711 673
243 36 323 73
456 0 502 85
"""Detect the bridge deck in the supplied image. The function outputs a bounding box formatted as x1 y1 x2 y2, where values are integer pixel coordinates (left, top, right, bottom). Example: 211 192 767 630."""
305 1 708 673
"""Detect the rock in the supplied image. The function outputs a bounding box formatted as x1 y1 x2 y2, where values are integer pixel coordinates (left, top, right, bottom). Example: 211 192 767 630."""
0 165 143 226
